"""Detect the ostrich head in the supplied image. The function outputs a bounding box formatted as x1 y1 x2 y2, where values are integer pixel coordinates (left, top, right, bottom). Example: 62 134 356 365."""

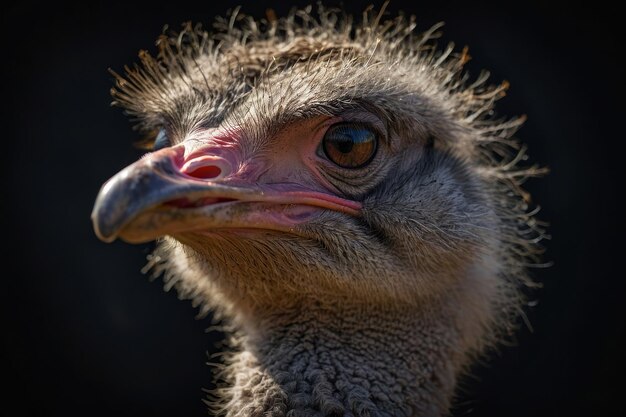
92 6 544 416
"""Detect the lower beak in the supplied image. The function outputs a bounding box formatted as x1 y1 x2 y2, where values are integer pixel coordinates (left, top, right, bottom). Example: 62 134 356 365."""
92 150 360 243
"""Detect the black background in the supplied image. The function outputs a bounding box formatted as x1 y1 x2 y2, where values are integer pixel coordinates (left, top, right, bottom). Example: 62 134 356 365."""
3 1 624 416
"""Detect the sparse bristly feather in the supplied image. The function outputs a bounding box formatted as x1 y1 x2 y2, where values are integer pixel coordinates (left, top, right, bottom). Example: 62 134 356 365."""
103 4 546 416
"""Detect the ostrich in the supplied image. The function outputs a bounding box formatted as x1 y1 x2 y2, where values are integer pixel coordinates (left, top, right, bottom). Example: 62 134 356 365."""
92 5 545 416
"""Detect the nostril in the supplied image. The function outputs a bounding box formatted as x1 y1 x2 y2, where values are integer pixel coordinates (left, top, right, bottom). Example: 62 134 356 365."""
181 155 232 180
186 164 222 179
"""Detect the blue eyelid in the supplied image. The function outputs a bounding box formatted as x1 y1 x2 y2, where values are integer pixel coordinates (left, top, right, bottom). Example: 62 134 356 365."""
350 127 373 143
153 129 171 151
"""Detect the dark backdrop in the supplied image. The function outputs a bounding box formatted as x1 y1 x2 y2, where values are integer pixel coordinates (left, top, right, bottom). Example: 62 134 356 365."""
3 1 624 416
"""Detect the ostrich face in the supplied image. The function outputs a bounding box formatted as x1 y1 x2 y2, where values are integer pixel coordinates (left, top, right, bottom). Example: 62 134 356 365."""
93 16 513 309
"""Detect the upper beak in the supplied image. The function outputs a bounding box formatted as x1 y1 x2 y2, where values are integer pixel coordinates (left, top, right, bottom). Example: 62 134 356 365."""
92 149 361 243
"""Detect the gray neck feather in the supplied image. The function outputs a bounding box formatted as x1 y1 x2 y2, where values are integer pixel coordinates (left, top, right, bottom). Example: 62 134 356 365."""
220 301 460 417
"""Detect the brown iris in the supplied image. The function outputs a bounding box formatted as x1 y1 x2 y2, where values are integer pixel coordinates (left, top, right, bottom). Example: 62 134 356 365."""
322 123 378 168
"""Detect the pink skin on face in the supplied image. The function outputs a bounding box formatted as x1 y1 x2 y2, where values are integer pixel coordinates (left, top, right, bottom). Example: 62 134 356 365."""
177 118 341 187
93 117 363 243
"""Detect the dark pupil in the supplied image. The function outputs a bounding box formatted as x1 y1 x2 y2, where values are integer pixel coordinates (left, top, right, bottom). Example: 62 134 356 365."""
334 135 354 153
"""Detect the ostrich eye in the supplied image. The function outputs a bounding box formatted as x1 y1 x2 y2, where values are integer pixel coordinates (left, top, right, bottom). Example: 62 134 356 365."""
322 123 378 168
153 129 171 151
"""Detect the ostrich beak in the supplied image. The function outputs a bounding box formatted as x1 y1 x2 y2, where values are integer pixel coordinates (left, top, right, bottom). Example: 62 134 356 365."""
92 148 361 244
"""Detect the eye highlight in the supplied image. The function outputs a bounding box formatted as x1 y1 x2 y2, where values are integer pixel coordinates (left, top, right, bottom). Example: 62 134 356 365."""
153 129 171 151
322 123 378 169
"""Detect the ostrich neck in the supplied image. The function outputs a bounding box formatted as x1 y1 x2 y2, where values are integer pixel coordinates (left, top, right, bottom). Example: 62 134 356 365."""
221 300 462 417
